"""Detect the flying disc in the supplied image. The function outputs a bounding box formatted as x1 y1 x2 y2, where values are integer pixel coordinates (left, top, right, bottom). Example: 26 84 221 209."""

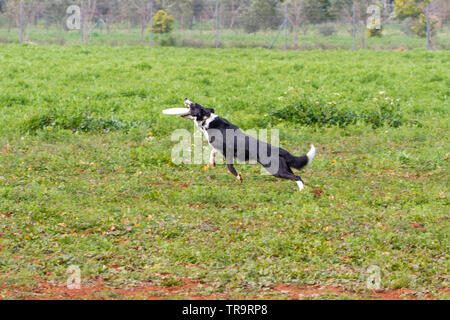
162 108 190 115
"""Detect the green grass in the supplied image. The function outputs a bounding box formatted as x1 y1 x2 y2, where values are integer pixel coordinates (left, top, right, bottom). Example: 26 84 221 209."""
0 23 449 50
0 45 448 299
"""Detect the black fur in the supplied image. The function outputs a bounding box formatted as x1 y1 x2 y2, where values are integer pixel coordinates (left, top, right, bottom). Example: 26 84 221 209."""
182 99 314 189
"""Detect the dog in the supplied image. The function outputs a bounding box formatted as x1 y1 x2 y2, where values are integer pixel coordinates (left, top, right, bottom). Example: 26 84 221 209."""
181 98 315 191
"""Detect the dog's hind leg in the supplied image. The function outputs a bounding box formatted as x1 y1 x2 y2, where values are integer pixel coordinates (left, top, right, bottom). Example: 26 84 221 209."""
268 159 305 191
210 149 218 167
227 163 243 182
277 172 304 191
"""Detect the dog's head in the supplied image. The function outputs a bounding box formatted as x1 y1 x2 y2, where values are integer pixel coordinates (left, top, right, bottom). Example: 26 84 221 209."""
182 98 214 121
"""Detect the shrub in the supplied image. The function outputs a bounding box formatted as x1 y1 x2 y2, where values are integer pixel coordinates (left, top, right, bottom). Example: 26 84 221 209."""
160 35 177 47
410 13 437 38
269 92 405 128
133 62 152 71
362 96 404 128
367 26 383 38
151 10 175 34
318 24 337 36
180 38 210 48
270 99 358 127
400 17 415 35
21 109 145 133
0 94 29 107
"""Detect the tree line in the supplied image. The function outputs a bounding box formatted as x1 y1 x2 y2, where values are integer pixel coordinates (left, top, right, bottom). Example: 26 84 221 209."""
0 0 448 43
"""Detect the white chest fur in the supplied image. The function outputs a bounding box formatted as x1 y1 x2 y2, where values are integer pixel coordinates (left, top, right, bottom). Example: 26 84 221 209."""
195 114 217 144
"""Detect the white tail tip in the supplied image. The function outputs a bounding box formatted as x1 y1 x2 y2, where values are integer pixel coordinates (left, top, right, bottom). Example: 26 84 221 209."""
307 144 316 164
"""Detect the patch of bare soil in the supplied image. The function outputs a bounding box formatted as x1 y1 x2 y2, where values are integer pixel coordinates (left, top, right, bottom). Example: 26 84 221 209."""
0 278 224 300
272 284 449 300
1 279 448 300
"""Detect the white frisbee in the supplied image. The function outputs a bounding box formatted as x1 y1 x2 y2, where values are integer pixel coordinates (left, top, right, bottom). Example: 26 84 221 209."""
162 108 190 115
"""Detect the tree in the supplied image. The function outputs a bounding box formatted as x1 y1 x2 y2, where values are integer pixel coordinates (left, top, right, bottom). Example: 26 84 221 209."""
130 0 153 40
242 0 282 33
317 0 333 21
7 0 45 42
167 0 193 30
286 0 308 47
95 0 122 31
394 0 437 38
227 0 247 29
286 0 350 44
213 0 251 29
394 0 423 20
41 0 71 31
80 0 98 42
431 0 448 28
192 0 203 23
328 0 353 24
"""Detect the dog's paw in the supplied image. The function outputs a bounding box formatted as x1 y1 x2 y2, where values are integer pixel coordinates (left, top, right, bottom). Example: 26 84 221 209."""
237 174 243 182
296 181 304 191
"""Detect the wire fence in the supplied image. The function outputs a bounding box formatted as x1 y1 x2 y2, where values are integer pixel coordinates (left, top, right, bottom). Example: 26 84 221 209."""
0 0 448 50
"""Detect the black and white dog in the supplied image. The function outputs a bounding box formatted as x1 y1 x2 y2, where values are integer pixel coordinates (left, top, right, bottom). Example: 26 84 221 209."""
181 98 315 191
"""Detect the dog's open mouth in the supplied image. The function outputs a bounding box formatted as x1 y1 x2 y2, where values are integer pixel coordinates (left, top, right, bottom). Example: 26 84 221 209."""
180 109 191 118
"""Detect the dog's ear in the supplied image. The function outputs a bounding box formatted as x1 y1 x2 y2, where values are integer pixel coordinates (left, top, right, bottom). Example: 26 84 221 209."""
200 108 214 119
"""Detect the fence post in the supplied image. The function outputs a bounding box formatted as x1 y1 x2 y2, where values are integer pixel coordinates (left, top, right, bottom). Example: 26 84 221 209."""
149 0 153 46
19 0 24 43
215 0 219 48
80 0 85 44
426 2 430 50
352 0 356 50
268 22 284 49
284 3 288 51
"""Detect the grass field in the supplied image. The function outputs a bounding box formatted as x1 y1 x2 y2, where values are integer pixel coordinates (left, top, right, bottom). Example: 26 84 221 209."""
0 44 448 299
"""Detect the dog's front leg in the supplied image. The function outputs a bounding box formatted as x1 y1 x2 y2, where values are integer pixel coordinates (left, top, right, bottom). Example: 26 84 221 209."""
227 164 243 182
210 149 217 167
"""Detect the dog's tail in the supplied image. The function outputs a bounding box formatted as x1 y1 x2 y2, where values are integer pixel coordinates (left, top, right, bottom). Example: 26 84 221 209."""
287 145 316 170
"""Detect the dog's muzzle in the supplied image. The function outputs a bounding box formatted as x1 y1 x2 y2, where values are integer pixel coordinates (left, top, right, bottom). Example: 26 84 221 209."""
182 98 193 118
184 98 193 107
